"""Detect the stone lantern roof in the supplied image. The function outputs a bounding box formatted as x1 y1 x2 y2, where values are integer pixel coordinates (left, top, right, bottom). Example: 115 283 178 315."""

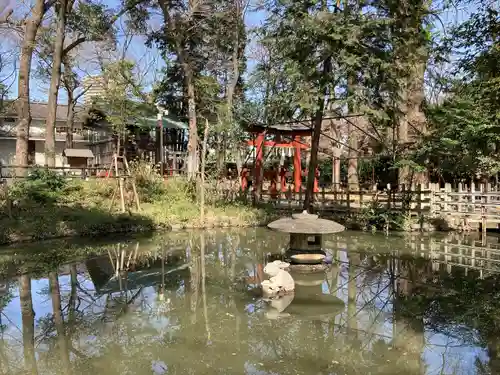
267 211 345 235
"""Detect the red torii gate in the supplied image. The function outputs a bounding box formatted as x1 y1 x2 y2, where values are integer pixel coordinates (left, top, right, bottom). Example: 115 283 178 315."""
242 122 319 194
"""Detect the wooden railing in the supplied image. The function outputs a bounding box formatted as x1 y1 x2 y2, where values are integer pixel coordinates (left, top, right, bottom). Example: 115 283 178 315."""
211 181 500 229
0 165 121 180
0 164 186 181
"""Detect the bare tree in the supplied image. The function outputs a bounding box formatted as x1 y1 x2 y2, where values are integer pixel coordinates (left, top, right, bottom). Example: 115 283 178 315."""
44 0 69 167
43 0 149 166
0 0 55 175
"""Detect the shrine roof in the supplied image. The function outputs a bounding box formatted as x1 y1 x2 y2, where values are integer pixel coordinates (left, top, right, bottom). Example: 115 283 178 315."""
244 121 313 135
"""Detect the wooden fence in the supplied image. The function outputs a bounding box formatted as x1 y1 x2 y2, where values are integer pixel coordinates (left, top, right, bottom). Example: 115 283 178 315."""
2 164 500 230
0 164 187 182
214 182 500 230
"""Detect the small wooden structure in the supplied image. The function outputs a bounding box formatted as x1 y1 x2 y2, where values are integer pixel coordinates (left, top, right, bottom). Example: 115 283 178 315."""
244 122 317 194
268 211 345 264
141 115 189 175
63 148 94 168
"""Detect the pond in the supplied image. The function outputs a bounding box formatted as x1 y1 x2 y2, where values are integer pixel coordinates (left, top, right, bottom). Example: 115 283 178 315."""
0 229 499 375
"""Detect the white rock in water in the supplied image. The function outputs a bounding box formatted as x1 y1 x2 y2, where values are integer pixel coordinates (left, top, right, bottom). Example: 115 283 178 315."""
262 260 295 293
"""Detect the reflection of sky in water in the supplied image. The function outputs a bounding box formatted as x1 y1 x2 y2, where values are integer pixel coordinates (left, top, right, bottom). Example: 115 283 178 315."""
0 230 498 374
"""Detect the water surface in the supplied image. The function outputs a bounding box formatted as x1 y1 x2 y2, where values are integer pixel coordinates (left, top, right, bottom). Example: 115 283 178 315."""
0 229 499 375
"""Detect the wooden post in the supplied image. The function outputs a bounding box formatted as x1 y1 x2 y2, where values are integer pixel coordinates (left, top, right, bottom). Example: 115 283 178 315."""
444 183 452 215
458 182 465 214
486 182 491 207
114 154 126 213
470 181 476 216
293 135 301 193
429 183 435 215
417 184 422 216
123 156 141 211
400 183 406 211
253 131 265 203
481 205 487 236
386 183 391 210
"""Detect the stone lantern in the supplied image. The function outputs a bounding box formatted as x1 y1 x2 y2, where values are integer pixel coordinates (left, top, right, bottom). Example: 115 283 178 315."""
267 211 345 264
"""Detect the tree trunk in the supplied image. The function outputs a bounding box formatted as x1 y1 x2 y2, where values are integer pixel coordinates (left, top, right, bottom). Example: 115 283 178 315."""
186 74 198 179
68 264 77 324
16 0 46 175
332 150 341 190
65 95 75 149
49 271 71 373
303 57 331 212
20 274 37 375
45 0 68 167
200 119 209 223
394 0 429 188
406 60 428 185
347 75 359 191
397 99 410 186
234 148 243 181
216 134 225 174
226 1 241 174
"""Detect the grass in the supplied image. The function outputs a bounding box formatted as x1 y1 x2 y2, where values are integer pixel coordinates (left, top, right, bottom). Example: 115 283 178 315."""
0 169 276 245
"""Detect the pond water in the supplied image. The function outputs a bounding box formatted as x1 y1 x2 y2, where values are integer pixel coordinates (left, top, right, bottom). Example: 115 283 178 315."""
0 229 499 375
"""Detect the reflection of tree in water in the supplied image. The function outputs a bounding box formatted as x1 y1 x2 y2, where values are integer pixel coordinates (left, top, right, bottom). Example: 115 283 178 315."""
2 230 499 374
391 253 500 374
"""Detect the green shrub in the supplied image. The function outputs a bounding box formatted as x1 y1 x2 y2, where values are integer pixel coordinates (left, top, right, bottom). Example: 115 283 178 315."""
355 200 410 232
8 167 68 204
128 159 166 202
27 167 66 190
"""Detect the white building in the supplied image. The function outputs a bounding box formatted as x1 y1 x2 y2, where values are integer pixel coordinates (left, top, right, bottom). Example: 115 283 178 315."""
82 76 106 105
0 101 91 168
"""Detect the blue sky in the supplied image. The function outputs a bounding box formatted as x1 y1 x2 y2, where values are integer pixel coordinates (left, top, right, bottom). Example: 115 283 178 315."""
1 0 266 103
2 0 472 103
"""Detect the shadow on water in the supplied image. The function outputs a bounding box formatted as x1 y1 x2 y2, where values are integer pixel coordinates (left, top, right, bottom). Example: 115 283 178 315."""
0 229 499 374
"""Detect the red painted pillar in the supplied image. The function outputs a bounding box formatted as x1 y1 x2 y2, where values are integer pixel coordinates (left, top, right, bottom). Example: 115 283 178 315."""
268 166 277 197
270 175 277 197
293 135 301 192
314 167 320 193
241 167 248 191
254 132 265 193
280 166 287 192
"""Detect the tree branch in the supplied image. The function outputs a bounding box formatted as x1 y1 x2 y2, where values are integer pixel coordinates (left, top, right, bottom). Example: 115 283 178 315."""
0 8 13 24
74 83 92 102
43 0 58 14
62 0 147 56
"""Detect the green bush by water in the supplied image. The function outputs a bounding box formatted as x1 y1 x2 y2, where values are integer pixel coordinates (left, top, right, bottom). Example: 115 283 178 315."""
128 159 166 202
0 164 274 245
8 167 69 204
350 200 412 232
